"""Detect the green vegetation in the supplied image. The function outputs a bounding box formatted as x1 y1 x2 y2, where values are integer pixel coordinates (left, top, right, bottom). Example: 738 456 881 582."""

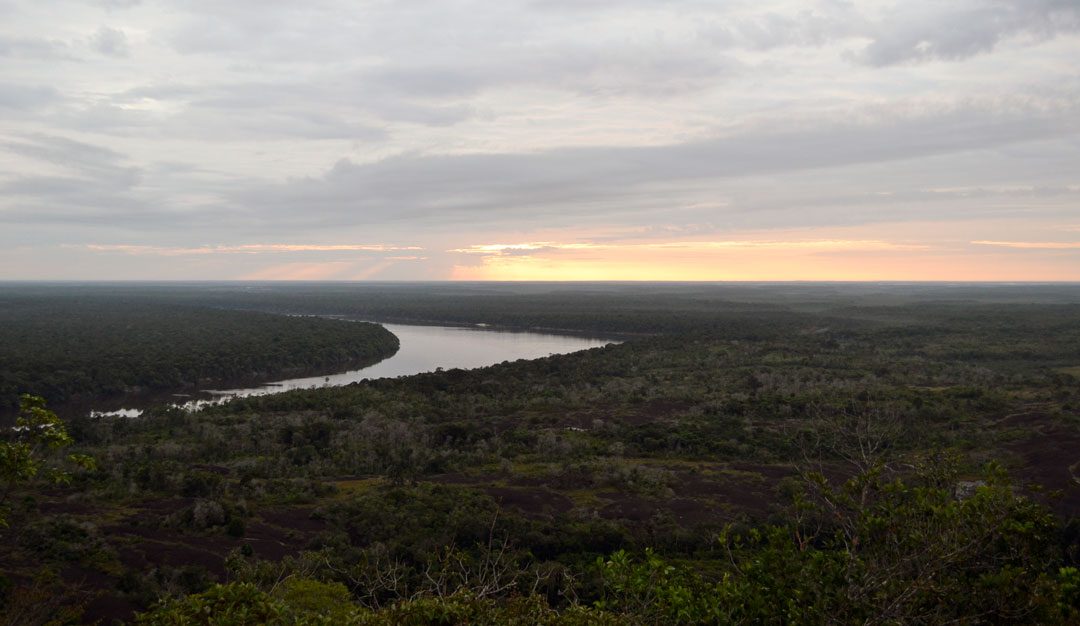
1 395 96 529
123 461 1080 624
1 282 1080 624
0 293 399 408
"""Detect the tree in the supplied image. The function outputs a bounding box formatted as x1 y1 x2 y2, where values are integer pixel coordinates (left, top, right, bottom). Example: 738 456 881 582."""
0 394 96 530
591 456 1077 624
789 455 1065 623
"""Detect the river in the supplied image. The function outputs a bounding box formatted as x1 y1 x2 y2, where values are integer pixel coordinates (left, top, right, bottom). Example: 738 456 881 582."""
91 322 615 417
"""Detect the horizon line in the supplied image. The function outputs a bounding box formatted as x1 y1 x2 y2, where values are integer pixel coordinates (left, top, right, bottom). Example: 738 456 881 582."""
3 279 1080 285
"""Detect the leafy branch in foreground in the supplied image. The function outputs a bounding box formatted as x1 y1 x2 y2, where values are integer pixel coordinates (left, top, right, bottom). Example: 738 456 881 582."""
0 394 96 529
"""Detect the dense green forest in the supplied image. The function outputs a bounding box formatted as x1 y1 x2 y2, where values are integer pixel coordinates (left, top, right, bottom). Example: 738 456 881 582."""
13 281 1080 335
2 283 1080 624
0 291 399 409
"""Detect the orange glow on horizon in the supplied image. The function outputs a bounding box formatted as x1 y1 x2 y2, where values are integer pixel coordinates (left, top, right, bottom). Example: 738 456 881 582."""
449 239 1080 282
59 219 1080 281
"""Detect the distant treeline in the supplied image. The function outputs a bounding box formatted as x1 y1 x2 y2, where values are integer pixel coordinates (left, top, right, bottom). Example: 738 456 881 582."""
3 283 1079 411
7 281 1079 337
0 295 398 409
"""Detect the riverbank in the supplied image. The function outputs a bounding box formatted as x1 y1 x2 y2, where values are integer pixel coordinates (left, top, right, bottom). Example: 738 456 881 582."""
82 322 615 418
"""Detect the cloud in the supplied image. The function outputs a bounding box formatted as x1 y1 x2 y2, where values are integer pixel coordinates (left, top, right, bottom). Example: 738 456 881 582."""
450 239 931 256
114 80 415 136
95 0 142 8
447 237 954 282
157 0 740 107
449 242 577 254
701 3 868 51
857 0 1080 66
75 243 424 255
0 134 142 201
0 35 72 59
2 133 128 173
90 26 129 57
363 44 739 100
5 176 123 197
238 260 397 280
696 0 1080 66
0 134 151 230
972 240 1080 249
235 96 1080 229
2 0 1079 280
0 84 60 110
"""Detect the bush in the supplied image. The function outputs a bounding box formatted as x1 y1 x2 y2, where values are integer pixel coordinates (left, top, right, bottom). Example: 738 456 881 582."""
228 517 246 538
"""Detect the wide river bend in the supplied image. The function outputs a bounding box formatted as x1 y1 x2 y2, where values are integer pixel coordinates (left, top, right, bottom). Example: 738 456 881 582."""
92 322 615 417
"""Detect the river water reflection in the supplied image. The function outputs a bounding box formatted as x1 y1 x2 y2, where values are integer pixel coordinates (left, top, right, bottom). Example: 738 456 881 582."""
92 323 615 417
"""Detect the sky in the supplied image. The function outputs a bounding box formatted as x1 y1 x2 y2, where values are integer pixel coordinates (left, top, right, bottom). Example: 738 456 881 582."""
1 0 1078 281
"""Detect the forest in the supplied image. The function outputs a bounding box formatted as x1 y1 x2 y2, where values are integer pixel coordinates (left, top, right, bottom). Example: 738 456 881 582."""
2 282 1080 624
0 289 399 410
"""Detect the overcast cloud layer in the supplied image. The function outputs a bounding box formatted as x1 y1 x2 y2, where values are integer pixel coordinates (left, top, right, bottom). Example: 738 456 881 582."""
1 0 1078 280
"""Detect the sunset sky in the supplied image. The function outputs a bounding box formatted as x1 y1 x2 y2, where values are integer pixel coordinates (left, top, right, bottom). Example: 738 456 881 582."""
2 0 1078 281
